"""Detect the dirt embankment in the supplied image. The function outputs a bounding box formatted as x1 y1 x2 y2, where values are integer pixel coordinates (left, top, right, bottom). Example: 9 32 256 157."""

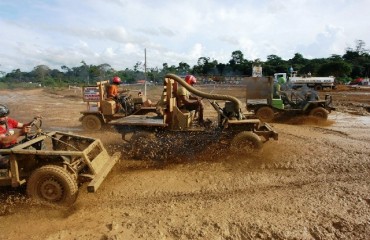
0 87 369 240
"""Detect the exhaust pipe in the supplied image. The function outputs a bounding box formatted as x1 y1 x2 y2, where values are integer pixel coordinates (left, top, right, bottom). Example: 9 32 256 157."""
165 74 243 119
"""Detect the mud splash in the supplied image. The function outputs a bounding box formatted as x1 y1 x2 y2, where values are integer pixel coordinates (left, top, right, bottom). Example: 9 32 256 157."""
281 116 335 126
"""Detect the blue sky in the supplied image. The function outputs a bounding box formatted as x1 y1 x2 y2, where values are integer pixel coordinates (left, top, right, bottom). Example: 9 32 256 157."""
0 0 369 73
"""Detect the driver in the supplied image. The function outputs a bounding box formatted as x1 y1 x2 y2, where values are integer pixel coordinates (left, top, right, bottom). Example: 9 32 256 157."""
0 104 31 168
107 76 154 113
106 76 129 100
106 76 130 112
177 75 205 125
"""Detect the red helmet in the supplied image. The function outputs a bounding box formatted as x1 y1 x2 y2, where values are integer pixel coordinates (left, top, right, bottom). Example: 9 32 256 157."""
185 75 197 85
112 76 121 84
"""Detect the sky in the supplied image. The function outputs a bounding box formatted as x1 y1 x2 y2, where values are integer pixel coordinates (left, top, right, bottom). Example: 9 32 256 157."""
0 0 369 74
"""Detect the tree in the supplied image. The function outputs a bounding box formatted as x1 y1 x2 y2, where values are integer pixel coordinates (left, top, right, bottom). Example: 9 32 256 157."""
300 58 326 76
317 58 351 78
177 62 190 75
98 63 114 80
230 50 244 65
343 40 370 78
289 53 309 74
229 50 251 75
50 69 64 84
33 65 50 82
263 55 289 76
80 60 90 85
193 57 218 75
133 62 142 72
215 63 226 75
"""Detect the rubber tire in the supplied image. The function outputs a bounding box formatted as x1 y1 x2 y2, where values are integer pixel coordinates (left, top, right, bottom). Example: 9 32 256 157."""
230 131 263 155
309 107 329 120
130 132 156 160
256 106 275 122
314 85 323 91
82 114 102 131
27 165 78 206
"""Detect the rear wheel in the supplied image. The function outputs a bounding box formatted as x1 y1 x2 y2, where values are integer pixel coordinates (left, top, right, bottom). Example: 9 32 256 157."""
309 107 329 119
256 106 275 122
230 131 262 155
314 85 323 91
82 114 102 131
27 165 78 206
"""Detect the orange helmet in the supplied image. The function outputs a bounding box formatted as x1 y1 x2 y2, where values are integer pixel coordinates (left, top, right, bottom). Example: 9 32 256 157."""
112 76 122 84
185 75 197 85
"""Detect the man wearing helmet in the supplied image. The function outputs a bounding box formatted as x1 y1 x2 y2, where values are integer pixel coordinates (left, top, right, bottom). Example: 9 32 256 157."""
107 76 153 113
107 76 128 99
0 104 31 168
177 75 204 124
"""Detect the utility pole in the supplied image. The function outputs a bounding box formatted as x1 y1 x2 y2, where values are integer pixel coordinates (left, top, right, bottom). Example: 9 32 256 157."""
144 48 147 96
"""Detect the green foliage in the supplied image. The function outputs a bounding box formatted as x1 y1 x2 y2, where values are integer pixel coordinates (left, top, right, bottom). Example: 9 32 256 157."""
263 55 289 75
336 76 352 84
318 58 352 77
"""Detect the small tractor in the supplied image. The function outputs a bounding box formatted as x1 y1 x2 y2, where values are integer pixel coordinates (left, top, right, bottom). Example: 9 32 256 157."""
0 118 120 206
110 74 278 159
243 76 335 122
79 80 156 131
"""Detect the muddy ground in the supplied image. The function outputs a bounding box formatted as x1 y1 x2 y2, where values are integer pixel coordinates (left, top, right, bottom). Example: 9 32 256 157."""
0 85 369 240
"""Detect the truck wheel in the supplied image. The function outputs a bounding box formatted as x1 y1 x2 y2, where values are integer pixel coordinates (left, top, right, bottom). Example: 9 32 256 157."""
230 131 262 155
314 85 323 91
82 114 102 131
27 165 78 206
130 132 156 160
309 107 329 119
256 106 275 122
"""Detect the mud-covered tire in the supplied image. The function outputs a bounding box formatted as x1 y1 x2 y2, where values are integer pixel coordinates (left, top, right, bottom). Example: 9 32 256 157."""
314 85 323 91
309 107 329 120
82 114 102 131
230 131 263 154
130 132 156 160
256 106 275 122
27 165 78 206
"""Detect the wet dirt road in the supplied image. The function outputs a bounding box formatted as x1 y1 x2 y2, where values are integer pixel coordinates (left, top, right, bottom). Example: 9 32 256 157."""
0 87 369 239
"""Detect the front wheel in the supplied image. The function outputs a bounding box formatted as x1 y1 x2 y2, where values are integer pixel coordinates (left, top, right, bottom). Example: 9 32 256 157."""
27 165 78 206
309 107 329 120
81 114 102 131
230 131 262 155
256 106 275 122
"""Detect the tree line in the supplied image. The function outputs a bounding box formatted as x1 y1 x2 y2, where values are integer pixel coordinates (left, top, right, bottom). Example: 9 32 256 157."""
1 40 369 88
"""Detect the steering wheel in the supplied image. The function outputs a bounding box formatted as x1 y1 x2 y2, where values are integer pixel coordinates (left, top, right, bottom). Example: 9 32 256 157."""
25 118 43 140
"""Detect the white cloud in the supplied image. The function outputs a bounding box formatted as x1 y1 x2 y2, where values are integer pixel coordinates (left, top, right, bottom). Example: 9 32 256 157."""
0 0 369 73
